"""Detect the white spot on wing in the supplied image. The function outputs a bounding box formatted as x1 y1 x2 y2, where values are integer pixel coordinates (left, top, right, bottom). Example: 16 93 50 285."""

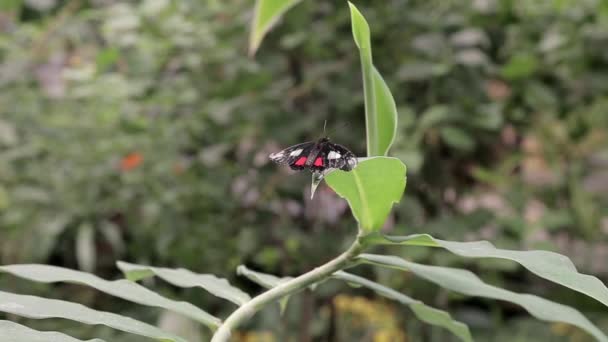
269 152 284 160
289 148 303 157
328 151 341 159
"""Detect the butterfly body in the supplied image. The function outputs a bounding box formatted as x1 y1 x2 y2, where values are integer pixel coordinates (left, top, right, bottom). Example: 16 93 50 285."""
270 137 357 173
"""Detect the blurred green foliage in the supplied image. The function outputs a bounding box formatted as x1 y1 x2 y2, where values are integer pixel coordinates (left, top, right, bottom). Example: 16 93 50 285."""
1 0 608 340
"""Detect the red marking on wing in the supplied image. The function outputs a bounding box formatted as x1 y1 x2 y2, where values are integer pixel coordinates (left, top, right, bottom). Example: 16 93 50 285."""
314 157 323 167
294 156 307 166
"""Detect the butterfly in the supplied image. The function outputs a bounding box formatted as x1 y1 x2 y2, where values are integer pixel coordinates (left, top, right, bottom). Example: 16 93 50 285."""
269 137 357 174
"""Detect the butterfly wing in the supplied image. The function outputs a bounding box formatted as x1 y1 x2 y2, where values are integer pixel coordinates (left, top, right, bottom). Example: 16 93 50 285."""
310 141 357 172
269 141 316 171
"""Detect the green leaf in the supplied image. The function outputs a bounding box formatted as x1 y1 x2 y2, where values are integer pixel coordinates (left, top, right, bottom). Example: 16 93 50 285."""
0 320 105 342
333 272 472 342
237 265 292 289
249 0 303 56
366 233 608 308
349 2 398 157
0 0 20 11
75 223 96 273
0 264 220 329
500 53 539 80
439 126 476 151
349 2 375 156
117 261 250 306
0 291 187 342
359 254 608 342
372 66 398 156
417 105 451 131
325 157 406 232
348 2 371 50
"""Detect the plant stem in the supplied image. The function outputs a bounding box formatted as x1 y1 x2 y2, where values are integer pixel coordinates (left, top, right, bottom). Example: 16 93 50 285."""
210 233 366 342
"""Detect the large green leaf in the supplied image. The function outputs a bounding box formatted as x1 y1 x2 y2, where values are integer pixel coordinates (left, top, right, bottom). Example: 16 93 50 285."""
333 272 472 342
0 320 104 342
249 0 303 55
359 254 608 342
349 2 397 156
365 233 608 308
325 157 406 232
0 291 186 342
0 264 220 329
117 261 250 306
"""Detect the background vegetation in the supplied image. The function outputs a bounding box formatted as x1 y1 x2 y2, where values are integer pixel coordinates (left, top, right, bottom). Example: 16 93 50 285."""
1 0 607 340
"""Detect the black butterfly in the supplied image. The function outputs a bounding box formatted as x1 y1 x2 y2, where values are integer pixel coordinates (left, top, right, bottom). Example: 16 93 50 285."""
269 137 357 173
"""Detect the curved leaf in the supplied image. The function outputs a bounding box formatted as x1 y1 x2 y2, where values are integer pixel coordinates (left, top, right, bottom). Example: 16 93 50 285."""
237 265 292 289
359 254 608 342
117 261 250 306
0 291 186 342
0 264 220 329
237 265 292 315
333 272 472 342
349 2 375 156
348 2 371 50
0 320 105 342
372 67 398 156
249 0 302 55
366 233 608 308
349 2 397 156
325 157 406 232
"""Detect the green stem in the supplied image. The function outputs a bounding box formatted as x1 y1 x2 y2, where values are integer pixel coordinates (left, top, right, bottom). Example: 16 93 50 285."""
210 233 366 342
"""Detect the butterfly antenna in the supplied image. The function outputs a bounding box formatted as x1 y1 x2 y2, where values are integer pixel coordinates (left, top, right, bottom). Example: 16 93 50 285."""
326 122 351 137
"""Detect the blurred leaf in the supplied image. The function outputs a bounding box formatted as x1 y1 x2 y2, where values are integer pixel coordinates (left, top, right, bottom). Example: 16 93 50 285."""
0 290 187 342
500 53 539 80
334 271 473 342
417 105 451 131
325 157 406 232
249 0 303 55
237 265 292 315
158 311 203 342
95 48 120 72
397 63 450 81
0 320 104 342
472 104 504 130
359 254 608 342
76 223 96 273
99 221 125 256
0 0 21 11
117 261 250 306
365 233 608 308
524 82 558 110
0 264 221 329
440 126 476 151
0 186 9 210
